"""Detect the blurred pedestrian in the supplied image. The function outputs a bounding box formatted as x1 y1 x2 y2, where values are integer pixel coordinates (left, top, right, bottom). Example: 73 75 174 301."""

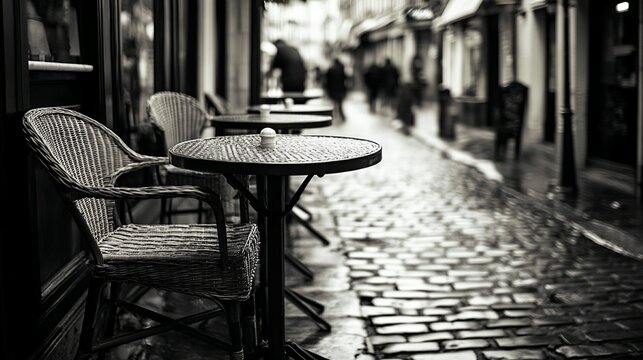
325 58 348 122
267 39 307 92
381 58 399 116
410 53 425 105
313 65 324 89
363 62 381 113
396 83 415 135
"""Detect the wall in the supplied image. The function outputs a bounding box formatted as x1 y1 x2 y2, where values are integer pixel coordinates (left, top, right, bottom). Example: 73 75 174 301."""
516 3 547 146
198 0 216 105
226 0 251 111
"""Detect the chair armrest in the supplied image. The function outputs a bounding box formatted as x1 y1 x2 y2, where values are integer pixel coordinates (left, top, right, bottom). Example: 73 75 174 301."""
112 156 169 183
71 183 231 266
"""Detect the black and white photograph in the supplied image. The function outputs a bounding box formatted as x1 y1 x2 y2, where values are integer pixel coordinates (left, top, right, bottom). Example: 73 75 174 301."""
1 0 642 359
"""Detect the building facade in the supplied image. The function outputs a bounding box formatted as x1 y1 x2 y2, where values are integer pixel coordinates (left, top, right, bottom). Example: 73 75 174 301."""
437 0 642 202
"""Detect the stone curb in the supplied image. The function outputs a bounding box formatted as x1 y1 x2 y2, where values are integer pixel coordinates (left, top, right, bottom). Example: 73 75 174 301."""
410 128 643 262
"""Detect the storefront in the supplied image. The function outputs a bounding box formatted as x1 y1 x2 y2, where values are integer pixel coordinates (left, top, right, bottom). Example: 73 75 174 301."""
588 0 639 167
437 0 518 128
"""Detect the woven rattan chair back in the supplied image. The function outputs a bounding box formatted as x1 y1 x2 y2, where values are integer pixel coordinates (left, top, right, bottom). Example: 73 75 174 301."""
205 93 229 115
23 108 142 255
147 91 208 151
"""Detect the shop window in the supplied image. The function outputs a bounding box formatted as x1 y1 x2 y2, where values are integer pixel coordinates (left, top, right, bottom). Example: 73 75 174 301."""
120 0 155 145
463 20 483 97
26 0 82 63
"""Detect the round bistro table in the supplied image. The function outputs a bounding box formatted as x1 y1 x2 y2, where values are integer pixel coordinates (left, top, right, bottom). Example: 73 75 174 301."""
169 134 382 360
209 113 331 132
247 104 333 117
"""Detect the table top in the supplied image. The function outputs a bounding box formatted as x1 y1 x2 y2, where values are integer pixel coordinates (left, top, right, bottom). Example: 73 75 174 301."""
209 114 332 130
169 134 382 176
247 104 333 116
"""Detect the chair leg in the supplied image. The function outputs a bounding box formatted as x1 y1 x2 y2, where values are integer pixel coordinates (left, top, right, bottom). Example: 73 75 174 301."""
77 277 103 360
224 301 244 360
96 282 121 360
241 294 258 352
104 282 121 338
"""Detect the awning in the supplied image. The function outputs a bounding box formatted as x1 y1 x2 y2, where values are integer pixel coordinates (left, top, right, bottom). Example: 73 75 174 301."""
350 15 397 39
405 6 435 29
434 0 484 28
348 14 398 46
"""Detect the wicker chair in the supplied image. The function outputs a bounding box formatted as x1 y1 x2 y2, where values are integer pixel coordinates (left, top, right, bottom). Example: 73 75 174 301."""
23 107 259 360
147 91 238 223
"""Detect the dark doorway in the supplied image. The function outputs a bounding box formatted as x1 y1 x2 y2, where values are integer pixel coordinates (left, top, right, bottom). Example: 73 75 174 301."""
588 0 639 165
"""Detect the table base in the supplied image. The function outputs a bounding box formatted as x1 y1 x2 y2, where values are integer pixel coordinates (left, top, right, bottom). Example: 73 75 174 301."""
286 252 314 280
285 288 330 331
291 210 331 246
246 340 329 360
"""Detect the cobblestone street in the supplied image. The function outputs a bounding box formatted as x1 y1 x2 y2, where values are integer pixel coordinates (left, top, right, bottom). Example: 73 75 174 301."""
295 94 643 359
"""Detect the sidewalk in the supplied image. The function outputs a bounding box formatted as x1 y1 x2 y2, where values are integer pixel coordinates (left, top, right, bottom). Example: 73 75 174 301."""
410 102 643 261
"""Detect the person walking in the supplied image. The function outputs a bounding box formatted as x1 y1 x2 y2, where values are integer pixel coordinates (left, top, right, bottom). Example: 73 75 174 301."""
410 53 425 105
325 58 348 122
363 62 381 113
396 83 415 135
267 39 307 92
381 58 399 116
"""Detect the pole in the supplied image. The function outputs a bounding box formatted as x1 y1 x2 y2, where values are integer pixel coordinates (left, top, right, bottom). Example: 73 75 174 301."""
556 0 578 194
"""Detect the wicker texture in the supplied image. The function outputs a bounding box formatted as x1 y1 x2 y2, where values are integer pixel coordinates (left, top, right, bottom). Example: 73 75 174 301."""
147 91 208 150
23 107 259 301
173 134 382 164
98 223 259 300
148 91 233 199
23 107 158 242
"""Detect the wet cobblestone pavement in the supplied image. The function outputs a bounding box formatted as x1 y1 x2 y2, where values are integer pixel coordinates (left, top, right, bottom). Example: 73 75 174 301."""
301 95 643 359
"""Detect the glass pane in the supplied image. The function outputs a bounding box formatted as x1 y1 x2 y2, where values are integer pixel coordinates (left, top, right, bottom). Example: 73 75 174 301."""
26 0 81 63
120 0 155 142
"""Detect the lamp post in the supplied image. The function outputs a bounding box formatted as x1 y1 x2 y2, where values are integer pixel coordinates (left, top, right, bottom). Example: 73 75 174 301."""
554 0 578 195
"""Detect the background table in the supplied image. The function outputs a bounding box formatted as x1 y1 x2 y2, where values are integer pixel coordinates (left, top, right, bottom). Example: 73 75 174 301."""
260 89 323 104
169 135 381 360
247 104 333 117
209 113 331 132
